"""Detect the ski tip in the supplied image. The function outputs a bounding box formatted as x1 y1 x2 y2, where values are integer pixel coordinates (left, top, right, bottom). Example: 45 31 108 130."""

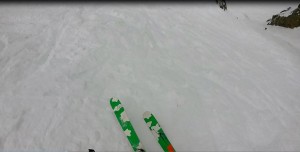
143 111 152 119
110 97 119 103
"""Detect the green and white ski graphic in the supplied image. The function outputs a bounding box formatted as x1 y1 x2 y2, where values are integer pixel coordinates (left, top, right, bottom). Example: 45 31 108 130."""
110 98 145 152
143 111 175 152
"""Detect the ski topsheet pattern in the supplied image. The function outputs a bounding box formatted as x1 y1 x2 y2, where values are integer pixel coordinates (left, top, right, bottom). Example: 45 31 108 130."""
143 111 175 152
110 98 145 152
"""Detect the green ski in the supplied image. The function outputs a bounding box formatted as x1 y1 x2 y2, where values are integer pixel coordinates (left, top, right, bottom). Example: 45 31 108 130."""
110 98 145 152
143 111 175 152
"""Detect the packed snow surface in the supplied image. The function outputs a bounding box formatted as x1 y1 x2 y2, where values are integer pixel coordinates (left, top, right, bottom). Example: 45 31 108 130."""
0 2 300 151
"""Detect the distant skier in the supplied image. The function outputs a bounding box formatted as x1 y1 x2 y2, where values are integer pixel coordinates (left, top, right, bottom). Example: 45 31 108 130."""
216 0 227 11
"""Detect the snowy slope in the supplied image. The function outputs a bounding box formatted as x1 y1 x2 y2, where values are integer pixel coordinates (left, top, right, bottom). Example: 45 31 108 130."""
0 2 300 151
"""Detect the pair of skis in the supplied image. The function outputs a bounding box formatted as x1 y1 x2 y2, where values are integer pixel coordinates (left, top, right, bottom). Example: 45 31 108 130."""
110 98 175 152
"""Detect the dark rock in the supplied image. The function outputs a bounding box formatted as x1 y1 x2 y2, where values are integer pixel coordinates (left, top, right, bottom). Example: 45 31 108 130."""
216 0 227 11
267 4 300 29
280 7 291 13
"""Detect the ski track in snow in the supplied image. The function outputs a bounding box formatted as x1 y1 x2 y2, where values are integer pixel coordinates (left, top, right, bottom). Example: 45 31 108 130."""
0 3 300 151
